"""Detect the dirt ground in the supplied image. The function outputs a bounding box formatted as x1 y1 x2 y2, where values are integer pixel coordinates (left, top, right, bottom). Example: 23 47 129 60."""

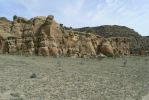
0 55 149 100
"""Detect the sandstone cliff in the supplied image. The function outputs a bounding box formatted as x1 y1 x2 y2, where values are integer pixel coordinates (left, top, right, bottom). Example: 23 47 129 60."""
0 15 133 57
75 25 149 55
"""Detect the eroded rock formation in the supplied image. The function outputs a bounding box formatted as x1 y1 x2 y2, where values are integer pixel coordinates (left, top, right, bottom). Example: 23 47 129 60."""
75 25 149 56
0 15 131 58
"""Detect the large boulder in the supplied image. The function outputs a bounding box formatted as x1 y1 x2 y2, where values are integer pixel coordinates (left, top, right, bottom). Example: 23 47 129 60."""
38 47 49 56
49 47 59 57
99 40 114 57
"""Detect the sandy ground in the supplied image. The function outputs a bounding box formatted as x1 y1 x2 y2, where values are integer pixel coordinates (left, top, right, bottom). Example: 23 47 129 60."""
0 55 149 100
142 93 149 100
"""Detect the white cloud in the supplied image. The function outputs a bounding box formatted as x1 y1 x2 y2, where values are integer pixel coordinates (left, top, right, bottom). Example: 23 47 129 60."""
60 0 85 16
0 0 149 35
72 0 149 36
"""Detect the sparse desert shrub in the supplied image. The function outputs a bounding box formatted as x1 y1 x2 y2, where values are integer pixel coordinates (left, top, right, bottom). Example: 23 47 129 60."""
56 61 62 67
30 73 37 78
79 61 84 65
13 15 17 20
121 57 127 67
144 58 148 64
10 93 20 97
123 59 127 67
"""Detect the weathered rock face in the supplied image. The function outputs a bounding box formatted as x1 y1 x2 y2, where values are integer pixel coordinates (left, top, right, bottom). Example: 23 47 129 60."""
78 34 97 57
108 37 130 56
142 36 149 55
11 16 33 38
0 17 11 33
75 25 149 56
21 30 35 55
3 36 17 54
0 15 131 57
129 37 149 56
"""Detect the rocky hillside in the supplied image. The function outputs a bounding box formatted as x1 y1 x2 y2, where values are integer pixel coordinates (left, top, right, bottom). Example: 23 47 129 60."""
75 25 141 38
0 15 148 57
75 25 149 55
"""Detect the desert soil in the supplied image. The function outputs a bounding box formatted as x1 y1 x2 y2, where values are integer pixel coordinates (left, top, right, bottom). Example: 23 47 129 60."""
0 55 149 100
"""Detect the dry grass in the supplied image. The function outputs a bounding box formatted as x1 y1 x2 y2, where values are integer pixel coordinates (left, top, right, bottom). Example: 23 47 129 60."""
0 55 149 100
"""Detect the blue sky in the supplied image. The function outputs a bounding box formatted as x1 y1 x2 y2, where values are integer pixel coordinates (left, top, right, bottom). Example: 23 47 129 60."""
0 0 149 36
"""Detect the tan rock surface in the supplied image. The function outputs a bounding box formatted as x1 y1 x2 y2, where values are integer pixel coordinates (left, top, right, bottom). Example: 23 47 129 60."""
0 15 132 57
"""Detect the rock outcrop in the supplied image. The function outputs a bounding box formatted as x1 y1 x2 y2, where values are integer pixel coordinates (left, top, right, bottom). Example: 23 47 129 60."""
75 25 141 38
75 25 149 56
0 15 132 57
